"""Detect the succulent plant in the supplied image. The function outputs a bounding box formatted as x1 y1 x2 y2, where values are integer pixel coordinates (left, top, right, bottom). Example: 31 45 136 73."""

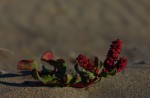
17 39 127 88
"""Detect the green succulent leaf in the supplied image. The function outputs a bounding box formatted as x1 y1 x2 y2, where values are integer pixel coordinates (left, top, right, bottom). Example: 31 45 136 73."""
100 72 108 78
31 69 39 79
109 69 117 76
100 61 103 68
32 69 56 84
74 75 82 84
42 65 52 75
66 74 73 84
17 60 38 71
55 59 67 78
80 72 89 83
88 72 95 79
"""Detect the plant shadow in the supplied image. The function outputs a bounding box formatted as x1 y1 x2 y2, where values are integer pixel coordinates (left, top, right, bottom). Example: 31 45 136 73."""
0 71 61 88
0 71 31 78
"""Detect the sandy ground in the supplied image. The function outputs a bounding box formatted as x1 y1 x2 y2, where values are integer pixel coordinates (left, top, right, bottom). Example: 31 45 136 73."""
0 0 150 98
0 65 150 98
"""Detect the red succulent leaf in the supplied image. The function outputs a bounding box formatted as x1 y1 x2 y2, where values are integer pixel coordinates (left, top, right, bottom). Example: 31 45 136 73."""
17 60 38 71
102 68 107 73
99 68 108 77
94 68 99 75
41 52 53 61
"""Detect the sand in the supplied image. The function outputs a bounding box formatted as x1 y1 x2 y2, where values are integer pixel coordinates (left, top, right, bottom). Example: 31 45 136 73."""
0 65 149 98
0 0 150 98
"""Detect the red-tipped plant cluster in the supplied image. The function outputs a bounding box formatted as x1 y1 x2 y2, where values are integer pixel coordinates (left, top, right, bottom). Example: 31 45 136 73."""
103 39 127 72
115 57 127 72
76 54 94 71
17 39 127 88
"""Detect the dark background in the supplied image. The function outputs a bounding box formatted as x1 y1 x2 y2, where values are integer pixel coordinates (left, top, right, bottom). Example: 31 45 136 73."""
0 0 150 72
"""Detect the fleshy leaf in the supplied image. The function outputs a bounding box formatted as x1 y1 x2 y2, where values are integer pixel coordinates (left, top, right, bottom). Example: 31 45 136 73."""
109 69 117 76
31 69 39 79
100 72 108 78
100 61 103 68
94 68 100 75
74 75 82 84
42 65 52 75
32 69 56 84
41 52 52 61
55 59 67 78
88 72 95 79
66 74 73 84
17 60 38 71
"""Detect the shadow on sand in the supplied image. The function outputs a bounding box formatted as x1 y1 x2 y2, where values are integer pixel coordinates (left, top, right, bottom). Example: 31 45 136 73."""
0 71 60 88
